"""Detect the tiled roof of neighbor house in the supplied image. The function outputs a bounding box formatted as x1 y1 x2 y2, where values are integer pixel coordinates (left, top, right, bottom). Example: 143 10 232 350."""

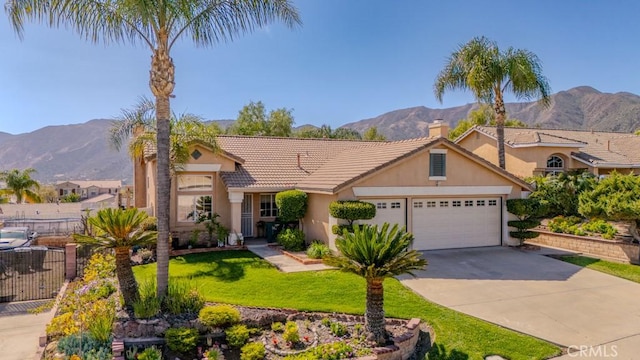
216 135 531 193
470 126 640 167
81 194 116 203
55 180 122 188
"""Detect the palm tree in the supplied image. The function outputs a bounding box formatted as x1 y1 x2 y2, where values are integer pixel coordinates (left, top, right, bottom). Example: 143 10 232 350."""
74 208 157 307
324 223 426 345
0 168 41 203
110 97 220 175
434 36 551 169
6 0 301 296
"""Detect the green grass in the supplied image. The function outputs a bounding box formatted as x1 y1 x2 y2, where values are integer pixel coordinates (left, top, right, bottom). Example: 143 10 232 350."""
560 255 640 283
134 251 560 360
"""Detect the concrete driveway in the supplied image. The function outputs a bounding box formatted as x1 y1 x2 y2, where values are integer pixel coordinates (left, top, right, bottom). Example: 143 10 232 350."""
399 247 640 355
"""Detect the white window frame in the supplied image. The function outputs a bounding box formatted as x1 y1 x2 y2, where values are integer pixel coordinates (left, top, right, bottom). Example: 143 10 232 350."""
260 193 278 217
177 174 214 192
177 195 213 223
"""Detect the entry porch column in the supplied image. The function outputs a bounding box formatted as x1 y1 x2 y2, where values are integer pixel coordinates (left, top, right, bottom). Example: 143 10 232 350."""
228 191 244 245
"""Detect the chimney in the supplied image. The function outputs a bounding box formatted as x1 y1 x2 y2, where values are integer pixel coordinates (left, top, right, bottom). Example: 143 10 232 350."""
429 120 449 138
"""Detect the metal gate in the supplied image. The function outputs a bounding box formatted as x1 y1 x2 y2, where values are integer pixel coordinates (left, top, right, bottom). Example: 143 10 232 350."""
0 247 65 302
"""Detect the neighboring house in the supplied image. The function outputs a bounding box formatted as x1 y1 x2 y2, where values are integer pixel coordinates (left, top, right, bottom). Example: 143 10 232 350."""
136 124 531 251
55 180 122 200
80 193 117 209
455 125 640 178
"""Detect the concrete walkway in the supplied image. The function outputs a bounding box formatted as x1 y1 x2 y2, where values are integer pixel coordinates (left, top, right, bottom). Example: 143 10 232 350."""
246 243 331 272
399 247 640 358
0 301 55 360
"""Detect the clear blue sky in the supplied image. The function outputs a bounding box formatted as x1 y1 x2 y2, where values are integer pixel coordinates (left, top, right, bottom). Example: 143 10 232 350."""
1 0 639 135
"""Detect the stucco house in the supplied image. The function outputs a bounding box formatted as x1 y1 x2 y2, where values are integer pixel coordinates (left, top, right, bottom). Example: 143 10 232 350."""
135 124 531 251
455 125 640 178
55 180 122 200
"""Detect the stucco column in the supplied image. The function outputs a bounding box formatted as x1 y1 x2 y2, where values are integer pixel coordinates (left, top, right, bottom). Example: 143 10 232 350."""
228 191 244 245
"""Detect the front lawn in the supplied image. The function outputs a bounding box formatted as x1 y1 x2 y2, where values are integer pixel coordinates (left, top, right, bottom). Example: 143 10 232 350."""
134 251 559 360
560 255 640 283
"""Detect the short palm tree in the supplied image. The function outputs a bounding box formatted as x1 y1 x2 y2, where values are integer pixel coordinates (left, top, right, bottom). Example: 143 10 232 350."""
0 168 41 203
6 0 301 297
324 223 427 345
74 208 157 307
110 97 220 175
434 36 551 169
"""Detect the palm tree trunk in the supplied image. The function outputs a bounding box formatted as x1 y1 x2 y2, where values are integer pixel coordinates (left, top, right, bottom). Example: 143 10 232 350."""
494 90 507 169
150 32 175 298
365 277 388 345
115 247 138 307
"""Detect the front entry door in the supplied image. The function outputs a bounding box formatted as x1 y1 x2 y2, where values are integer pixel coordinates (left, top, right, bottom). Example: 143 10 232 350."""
241 194 253 237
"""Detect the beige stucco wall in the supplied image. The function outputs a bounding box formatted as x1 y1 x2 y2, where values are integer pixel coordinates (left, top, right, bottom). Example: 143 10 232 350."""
457 133 588 178
302 193 338 247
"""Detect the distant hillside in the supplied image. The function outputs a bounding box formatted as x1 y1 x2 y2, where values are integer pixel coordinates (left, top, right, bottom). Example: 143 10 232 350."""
0 119 132 184
343 86 640 140
2 86 639 183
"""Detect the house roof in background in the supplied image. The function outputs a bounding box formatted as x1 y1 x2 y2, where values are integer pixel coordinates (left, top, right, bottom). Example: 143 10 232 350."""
460 126 640 167
55 180 122 188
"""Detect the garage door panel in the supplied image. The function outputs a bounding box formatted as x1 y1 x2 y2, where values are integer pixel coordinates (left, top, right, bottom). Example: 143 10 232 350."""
411 197 501 250
360 199 406 229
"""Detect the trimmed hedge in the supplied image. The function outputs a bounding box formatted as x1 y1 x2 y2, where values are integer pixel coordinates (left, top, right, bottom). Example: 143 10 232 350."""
329 201 376 225
277 229 305 251
506 198 544 246
275 190 308 222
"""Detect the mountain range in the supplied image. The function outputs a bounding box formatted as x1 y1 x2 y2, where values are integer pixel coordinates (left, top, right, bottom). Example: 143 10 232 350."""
1 86 639 183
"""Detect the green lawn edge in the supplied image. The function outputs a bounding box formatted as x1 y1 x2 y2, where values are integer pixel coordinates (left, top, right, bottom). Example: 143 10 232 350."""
134 251 560 360
559 255 640 283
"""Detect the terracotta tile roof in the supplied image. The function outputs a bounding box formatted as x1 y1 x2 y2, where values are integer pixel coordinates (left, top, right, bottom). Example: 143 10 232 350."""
55 180 122 188
296 137 439 192
216 136 379 189
216 135 531 193
472 126 640 167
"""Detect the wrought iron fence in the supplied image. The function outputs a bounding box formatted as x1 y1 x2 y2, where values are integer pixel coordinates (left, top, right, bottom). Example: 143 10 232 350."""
75 245 99 279
0 247 66 302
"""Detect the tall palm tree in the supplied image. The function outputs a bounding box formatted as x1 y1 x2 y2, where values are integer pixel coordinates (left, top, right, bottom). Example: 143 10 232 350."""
110 97 221 175
324 223 426 345
0 168 41 203
74 208 157 307
434 36 551 169
6 0 301 296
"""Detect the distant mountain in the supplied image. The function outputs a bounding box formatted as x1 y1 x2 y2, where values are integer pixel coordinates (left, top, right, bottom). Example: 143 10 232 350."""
0 119 132 184
343 86 640 140
2 86 639 183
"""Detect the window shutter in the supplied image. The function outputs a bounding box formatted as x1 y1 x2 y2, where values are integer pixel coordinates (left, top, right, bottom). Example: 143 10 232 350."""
430 153 446 177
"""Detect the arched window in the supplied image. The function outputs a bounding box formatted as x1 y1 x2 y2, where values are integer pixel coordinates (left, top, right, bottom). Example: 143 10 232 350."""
546 155 564 175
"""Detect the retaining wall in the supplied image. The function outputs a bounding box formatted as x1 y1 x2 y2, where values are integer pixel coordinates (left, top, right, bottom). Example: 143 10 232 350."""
529 230 639 264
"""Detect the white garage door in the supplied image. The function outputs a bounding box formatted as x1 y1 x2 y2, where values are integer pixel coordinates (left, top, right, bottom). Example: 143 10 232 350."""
360 199 406 229
411 197 501 250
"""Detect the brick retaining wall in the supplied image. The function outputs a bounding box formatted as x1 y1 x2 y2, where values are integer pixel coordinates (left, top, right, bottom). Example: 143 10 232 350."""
529 230 639 264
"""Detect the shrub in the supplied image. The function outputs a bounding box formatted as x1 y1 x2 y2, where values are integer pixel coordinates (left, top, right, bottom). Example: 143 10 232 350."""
87 299 116 343
529 172 596 217
309 341 353 360
583 219 617 239
133 280 161 319
226 324 250 348
276 190 308 222
320 317 332 327
199 304 241 328
139 248 155 263
329 322 347 337
165 327 199 354
306 241 330 259
137 346 162 360
47 312 79 339
331 224 354 235
164 280 205 315
506 198 545 245
283 321 300 344
57 333 112 358
548 216 582 234
271 322 284 332
329 200 376 225
83 252 116 282
277 229 305 251
141 216 158 231
240 342 266 360
205 346 223 360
